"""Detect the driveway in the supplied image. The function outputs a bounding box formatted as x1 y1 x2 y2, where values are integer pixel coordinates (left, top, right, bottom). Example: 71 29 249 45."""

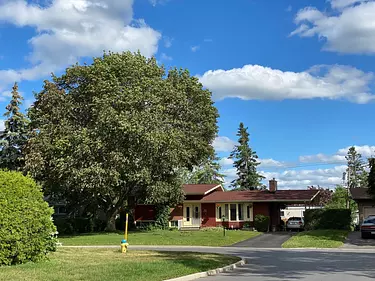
342 231 375 248
230 232 294 248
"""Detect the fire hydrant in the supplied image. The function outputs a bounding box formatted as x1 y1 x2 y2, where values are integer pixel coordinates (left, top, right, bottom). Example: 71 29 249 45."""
121 239 129 253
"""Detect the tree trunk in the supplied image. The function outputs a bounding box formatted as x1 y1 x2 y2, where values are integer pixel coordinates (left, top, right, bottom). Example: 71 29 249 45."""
105 208 119 232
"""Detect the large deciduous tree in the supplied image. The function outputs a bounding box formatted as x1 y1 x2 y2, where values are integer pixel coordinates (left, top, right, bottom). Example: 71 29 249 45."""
346 146 367 188
25 51 218 231
0 82 29 171
229 122 264 190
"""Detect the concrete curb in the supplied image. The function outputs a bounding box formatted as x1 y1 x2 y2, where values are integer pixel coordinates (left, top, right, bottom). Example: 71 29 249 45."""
163 258 247 281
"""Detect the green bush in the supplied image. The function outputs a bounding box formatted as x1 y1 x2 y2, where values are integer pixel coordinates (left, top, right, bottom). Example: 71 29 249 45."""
0 171 57 266
54 217 106 235
304 209 351 230
154 204 170 230
254 214 270 232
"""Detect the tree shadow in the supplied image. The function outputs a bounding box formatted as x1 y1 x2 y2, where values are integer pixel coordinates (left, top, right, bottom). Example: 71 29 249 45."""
344 232 375 247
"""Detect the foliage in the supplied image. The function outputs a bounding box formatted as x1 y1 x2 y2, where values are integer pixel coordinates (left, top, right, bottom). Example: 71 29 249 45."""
282 229 349 248
0 83 29 171
58 229 261 246
25 51 218 231
53 217 106 235
307 186 332 205
179 154 225 184
154 204 170 229
254 214 270 232
304 209 351 230
0 248 240 281
229 122 264 190
0 171 57 266
346 146 367 188
368 158 375 199
325 185 357 216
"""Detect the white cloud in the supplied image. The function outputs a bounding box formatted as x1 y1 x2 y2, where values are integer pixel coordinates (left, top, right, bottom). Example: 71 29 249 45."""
160 53 172 61
213 136 237 153
291 1 375 54
163 36 173 48
198 64 375 103
0 0 161 90
218 157 234 167
191 45 200 52
300 145 375 163
258 158 287 168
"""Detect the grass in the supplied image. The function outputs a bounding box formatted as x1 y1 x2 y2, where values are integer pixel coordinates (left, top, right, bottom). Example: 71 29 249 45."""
282 229 349 248
0 248 240 281
59 228 261 247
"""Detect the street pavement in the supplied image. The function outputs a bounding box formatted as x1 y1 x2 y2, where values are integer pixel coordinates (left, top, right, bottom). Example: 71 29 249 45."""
128 246 375 281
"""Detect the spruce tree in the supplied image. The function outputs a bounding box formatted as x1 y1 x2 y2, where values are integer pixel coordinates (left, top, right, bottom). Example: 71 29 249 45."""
0 83 29 171
368 158 375 199
346 146 366 188
229 122 264 190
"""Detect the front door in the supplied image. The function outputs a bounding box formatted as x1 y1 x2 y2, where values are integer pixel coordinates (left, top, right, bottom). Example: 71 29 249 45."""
183 204 201 227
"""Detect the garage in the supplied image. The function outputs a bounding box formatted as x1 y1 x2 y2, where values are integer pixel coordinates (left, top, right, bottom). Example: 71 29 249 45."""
364 207 375 219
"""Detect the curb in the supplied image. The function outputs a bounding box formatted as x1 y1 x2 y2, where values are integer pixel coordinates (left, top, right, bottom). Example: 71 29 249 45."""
163 258 247 281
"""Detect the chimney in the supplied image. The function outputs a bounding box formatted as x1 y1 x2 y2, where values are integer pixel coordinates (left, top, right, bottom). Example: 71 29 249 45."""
269 178 277 192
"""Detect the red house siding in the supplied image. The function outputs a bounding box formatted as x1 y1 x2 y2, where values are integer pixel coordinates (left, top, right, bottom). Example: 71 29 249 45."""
170 205 183 221
253 202 270 217
134 205 155 221
217 221 246 229
201 203 216 227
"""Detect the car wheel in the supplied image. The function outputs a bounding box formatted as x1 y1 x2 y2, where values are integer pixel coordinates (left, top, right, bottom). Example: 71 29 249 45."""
361 232 369 239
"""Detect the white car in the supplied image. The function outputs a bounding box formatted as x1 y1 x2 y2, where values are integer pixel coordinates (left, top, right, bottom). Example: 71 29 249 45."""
286 217 304 231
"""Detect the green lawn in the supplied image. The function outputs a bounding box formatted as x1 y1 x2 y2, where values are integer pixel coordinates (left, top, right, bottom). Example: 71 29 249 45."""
0 248 240 281
282 229 349 248
59 229 260 246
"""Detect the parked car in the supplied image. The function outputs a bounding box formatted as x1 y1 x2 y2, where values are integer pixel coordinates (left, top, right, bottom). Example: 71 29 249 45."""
286 217 304 231
361 216 375 239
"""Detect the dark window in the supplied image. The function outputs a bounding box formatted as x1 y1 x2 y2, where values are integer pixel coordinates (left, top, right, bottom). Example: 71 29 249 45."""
247 205 251 218
280 211 285 216
238 204 243 220
217 206 222 219
225 204 229 219
186 207 190 221
170 221 178 227
230 204 236 221
194 206 199 219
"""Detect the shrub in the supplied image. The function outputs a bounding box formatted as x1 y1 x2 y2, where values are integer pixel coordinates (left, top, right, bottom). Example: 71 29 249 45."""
304 209 351 230
254 214 270 232
154 204 170 230
0 171 57 266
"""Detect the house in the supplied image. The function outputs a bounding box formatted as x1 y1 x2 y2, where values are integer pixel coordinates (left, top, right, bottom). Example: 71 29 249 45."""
350 188 375 222
134 179 320 230
280 205 323 220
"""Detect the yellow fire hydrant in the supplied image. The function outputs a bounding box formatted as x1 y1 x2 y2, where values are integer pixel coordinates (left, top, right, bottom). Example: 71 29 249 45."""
121 239 129 253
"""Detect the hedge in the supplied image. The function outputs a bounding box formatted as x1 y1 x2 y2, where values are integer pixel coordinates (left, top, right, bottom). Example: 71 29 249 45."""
254 214 270 232
0 171 57 266
304 209 351 230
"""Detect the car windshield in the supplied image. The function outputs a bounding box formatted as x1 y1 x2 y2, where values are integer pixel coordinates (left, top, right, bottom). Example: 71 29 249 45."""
363 218 375 224
288 217 302 221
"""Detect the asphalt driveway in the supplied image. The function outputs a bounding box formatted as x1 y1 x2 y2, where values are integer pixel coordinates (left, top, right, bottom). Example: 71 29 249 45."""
342 231 375 248
230 232 294 248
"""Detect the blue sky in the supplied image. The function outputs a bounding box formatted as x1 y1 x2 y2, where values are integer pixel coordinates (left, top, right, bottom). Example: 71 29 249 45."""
0 0 374 188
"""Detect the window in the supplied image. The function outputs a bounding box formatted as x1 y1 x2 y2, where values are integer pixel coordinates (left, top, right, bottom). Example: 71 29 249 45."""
280 211 285 216
216 205 222 219
247 205 251 219
225 204 229 219
238 204 243 220
170 221 178 227
194 206 199 219
230 204 237 221
186 207 190 221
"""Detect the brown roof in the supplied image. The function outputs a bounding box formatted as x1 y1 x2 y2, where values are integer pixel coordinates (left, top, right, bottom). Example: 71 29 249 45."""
350 188 372 200
183 184 223 195
199 189 319 203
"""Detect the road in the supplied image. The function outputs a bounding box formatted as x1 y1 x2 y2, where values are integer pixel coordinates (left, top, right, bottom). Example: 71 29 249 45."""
129 246 375 281
230 232 294 248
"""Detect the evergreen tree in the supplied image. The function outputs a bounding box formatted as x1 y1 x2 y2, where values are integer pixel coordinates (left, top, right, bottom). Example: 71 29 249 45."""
0 83 29 171
229 122 264 190
346 146 366 188
368 158 375 199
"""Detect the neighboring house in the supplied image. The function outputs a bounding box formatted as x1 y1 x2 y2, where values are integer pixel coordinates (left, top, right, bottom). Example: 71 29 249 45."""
135 179 320 230
350 188 375 223
280 205 323 220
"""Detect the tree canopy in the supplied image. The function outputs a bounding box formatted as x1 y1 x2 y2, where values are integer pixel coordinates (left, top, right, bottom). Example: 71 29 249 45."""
25 51 218 230
0 82 29 171
368 158 375 199
345 146 367 188
229 122 264 190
